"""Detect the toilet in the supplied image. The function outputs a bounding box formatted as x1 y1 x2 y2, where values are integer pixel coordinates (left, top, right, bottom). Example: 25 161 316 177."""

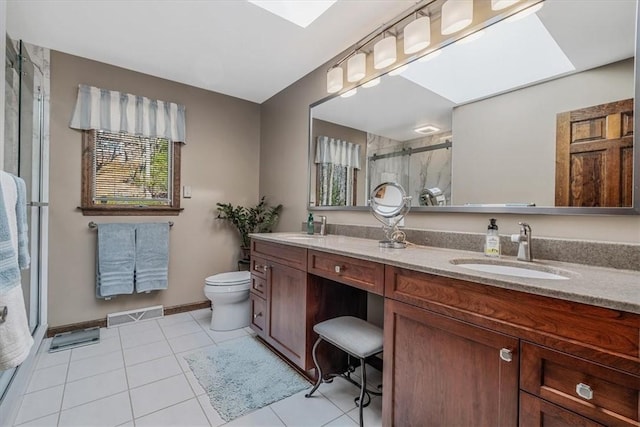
204 271 251 331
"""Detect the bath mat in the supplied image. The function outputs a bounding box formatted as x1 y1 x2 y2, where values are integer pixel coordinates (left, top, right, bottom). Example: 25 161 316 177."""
184 336 310 421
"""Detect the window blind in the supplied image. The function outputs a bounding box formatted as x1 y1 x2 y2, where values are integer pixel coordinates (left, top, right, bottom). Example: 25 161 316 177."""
92 131 172 205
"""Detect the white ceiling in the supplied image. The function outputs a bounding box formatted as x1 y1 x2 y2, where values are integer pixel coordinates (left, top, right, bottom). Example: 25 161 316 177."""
6 0 414 104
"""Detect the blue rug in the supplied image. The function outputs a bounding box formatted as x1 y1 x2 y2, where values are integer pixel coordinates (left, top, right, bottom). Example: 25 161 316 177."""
184 336 310 421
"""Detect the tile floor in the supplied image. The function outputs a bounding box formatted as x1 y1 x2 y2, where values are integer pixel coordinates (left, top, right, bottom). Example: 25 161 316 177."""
11 309 383 427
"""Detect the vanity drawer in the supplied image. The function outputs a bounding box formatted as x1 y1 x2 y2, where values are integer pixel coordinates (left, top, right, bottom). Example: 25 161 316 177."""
520 341 640 427
308 250 384 295
251 275 267 298
250 256 269 280
250 293 267 335
251 239 307 271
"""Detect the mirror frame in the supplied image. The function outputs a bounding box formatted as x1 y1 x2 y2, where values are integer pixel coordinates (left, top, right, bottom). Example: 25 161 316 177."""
307 1 640 216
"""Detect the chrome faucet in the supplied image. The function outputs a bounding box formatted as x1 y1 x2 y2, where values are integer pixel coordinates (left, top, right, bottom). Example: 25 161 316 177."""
318 216 327 236
511 222 533 261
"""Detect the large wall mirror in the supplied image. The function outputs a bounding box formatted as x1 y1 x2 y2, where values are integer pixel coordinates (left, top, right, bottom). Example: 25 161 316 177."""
308 0 640 215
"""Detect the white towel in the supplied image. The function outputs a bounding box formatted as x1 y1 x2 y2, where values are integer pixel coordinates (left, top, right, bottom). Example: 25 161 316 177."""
0 282 34 370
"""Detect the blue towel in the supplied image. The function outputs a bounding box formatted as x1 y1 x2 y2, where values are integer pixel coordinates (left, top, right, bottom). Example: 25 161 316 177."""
13 176 30 269
0 173 29 294
96 223 136 298
135 223 169 293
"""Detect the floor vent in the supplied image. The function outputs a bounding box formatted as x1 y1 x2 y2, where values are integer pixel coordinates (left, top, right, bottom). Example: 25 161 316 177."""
107 305 164 328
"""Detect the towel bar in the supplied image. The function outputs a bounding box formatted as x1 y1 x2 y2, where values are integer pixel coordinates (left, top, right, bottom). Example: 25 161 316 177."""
88 221 174 229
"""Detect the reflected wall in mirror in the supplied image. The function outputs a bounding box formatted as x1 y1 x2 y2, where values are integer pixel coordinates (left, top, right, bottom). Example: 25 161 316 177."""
309 0 639 214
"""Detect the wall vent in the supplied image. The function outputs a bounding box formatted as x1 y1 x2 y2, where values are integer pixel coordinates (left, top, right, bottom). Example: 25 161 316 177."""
107 305 164 328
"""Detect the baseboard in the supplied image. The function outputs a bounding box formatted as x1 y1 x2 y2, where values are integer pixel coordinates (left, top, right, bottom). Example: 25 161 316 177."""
47 300 211 337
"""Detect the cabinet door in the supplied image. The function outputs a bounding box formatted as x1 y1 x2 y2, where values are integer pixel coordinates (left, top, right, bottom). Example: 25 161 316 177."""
383 299 519 427
520 392 605 427
267 262 307 368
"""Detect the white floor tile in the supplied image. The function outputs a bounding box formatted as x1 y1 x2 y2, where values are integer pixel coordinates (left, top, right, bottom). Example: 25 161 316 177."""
317 378 359 412
26 363 68 393
322 414 359 426
135 398 210 427
14 412 59 427
67 351 124 382
99 327 120 340
205 327 248 344
183 368 206 396
62 369 128 410
14 385 64 425
346 396 382 427
70 337 121 362
129 374 194 418
160 320 204 339
189 308 211 323
270 389 343 427
225 406 285 427
157 312 194 327
120 327 166 350
117 320 160 337
35 348 71 370
123 340 172 366
58 391 132 427
116 422 134 427
126 355 182 388
167 331 213 353
197 394 226 427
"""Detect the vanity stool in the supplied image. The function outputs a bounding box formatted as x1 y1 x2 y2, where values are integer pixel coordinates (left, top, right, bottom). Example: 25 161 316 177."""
305 316 383 427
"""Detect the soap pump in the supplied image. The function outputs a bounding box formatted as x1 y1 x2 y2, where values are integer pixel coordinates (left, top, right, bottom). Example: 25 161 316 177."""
307 213 314 235
484 218 500 257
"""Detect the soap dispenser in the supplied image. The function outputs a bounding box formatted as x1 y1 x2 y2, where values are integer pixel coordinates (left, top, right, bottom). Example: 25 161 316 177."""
484 218 500 257
307 213 314 235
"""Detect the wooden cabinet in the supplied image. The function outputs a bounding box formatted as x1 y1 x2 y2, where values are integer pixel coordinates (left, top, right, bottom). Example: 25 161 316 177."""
308 250 384 295
383 265 640 427
249 240 367 372
249 239 639 426
520 392 606 427
383 298 519 426
520 342 639 427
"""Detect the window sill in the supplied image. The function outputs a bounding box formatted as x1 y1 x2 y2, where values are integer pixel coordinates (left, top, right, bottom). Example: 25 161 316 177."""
78 206 183 216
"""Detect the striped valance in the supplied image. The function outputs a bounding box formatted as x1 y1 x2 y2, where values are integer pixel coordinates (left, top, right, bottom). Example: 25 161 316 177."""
70 84 186 143
315 136 361 169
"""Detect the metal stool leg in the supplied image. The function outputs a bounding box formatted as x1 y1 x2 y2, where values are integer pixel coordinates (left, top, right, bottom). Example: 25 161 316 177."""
357 357 366 427
305 337 324 398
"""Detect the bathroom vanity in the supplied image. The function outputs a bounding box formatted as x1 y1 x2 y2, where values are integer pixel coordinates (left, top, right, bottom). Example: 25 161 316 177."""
249 233 639 427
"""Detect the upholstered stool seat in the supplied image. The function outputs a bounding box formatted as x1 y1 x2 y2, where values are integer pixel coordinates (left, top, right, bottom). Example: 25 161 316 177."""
305 316 383 427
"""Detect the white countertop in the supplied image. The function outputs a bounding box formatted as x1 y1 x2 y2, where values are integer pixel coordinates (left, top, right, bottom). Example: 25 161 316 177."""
251 232 640 314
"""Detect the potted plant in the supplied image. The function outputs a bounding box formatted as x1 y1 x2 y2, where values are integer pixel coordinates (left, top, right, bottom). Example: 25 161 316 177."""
216 196 283 261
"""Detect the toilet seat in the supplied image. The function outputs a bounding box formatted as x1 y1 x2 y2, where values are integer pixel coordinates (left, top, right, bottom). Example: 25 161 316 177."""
205 271 251 292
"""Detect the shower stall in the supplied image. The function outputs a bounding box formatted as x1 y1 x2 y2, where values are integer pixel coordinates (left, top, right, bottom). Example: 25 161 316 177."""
0 37 49 419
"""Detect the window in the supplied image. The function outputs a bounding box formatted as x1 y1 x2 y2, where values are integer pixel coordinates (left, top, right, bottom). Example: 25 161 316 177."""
80 130 181 215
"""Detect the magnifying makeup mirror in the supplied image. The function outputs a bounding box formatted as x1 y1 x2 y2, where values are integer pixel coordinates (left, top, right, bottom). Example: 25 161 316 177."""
369 182 412 248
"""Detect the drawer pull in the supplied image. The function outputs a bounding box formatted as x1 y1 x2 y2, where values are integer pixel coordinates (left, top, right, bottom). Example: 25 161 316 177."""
255 264 269 273
499 348 513 362
576 383 593 400
253 312 263 320
334 265 344 274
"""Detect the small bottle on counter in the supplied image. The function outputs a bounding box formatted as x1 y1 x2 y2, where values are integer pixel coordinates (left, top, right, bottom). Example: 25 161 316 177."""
484 218 500 257
307 213 314 235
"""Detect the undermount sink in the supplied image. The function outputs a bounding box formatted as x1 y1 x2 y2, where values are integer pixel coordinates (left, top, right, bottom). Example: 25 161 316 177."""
450 258 574 280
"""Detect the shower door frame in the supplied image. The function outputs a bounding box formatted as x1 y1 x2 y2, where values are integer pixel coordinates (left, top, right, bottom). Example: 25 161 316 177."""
0 38 49 425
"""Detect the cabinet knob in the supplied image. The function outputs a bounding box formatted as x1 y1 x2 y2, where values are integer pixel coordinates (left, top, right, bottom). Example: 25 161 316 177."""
499 348 513 362
334 265 344 274
576 383 593 400
253 312 263 320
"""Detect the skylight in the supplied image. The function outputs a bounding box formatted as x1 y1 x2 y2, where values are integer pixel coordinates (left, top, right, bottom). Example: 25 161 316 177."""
400 13 575 104
248 0 337 28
